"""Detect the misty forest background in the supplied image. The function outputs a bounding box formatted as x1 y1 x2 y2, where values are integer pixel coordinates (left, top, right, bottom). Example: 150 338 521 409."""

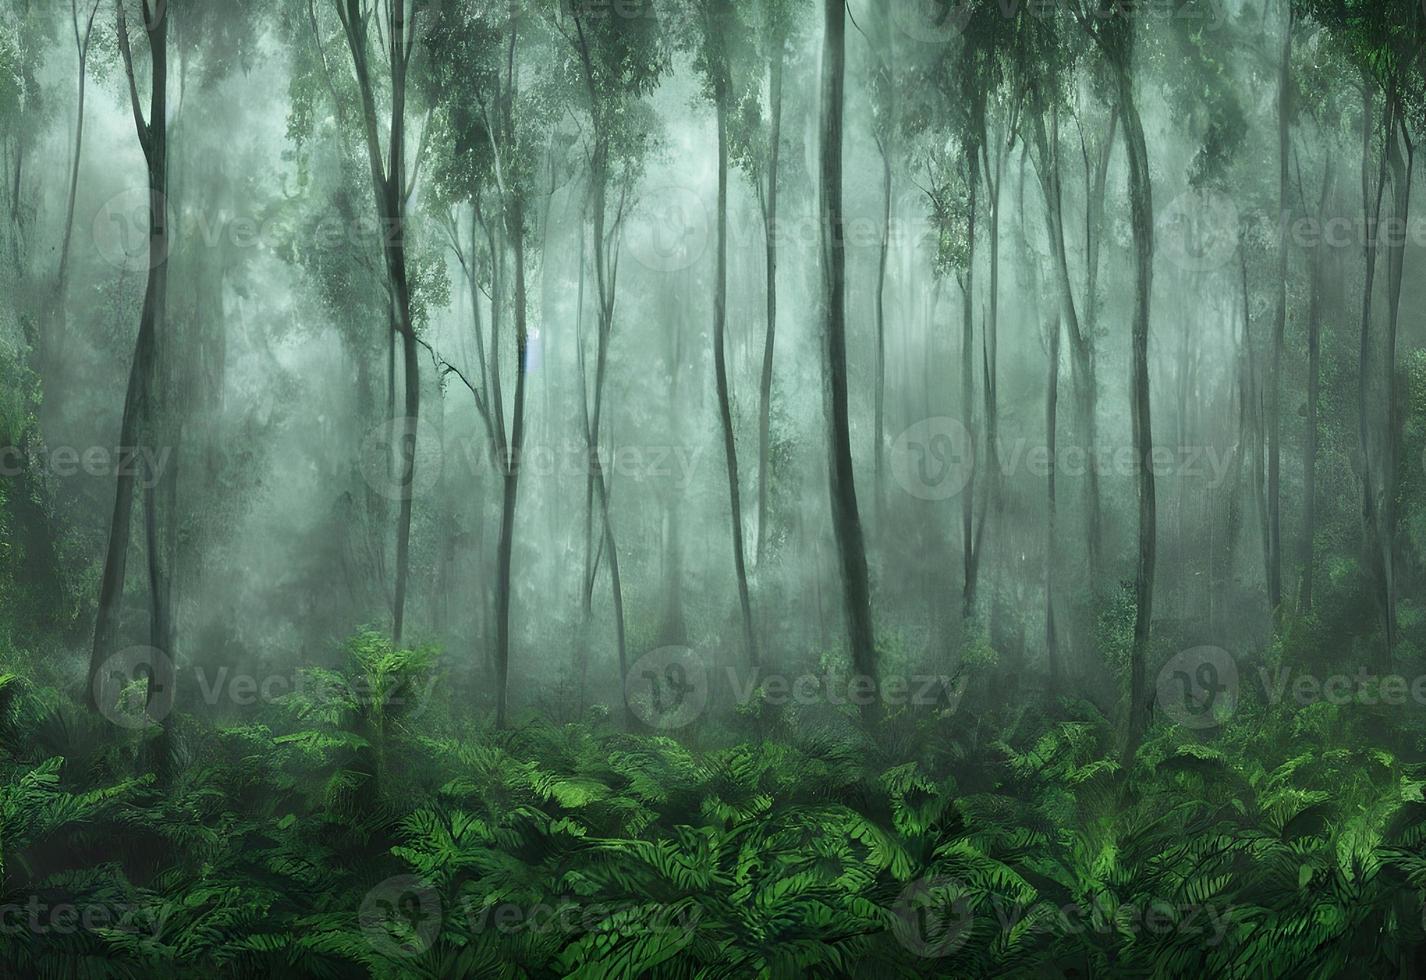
3 0 1426 976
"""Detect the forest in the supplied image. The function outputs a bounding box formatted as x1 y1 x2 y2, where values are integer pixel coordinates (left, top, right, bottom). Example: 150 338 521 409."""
2 0 1426 976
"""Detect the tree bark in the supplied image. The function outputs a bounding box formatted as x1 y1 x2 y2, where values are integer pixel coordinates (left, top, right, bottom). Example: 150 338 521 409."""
88 0 169 718
49 0 101 376
493 26 528 729
1379 109 1411 655
1046 308 1061 688
756 43 782 565
1116 68 1156 768
1267 7 1291 616
712 70 757 667
821 0 877 711
1078 107 1116 584
1300 157 1330 611
1356 81 1394 659
335 0 420 648
960 154 981 619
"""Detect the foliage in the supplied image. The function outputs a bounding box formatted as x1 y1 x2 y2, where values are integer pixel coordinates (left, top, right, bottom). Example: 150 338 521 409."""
1 628 1425 977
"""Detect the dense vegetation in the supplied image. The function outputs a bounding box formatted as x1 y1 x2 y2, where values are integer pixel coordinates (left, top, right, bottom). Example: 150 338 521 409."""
3 0 1426 976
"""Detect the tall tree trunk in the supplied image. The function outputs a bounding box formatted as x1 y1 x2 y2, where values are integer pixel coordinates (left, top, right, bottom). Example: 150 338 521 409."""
1300 157 1330 611
570 17 632 721
874 140 890 516
1078 107 1116 584
585 139 630 723
981 131 1006 539
494 209 526 729
336 0 420 648
1035 98 1106 589
1357 81 1393 659
1116 69 1156 768
1267 7 1292 616
869 0 895 521
88 1 169 717
821 0 877 710
1241 247 1271 595
960 156 980 618
1046 310 1061 689
1380 112 1411 655
49 0 101 376
492 29 528 729
712 78 757 667
756 44 782 565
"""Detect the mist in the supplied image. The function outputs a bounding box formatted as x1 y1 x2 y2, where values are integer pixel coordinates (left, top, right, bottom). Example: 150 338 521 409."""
2 0 1425 975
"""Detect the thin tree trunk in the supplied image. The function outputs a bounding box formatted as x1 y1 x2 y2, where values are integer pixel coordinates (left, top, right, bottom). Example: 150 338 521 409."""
712 79 757 667
821 0 877 711
50 0 101 375
756 44 782 565
1267 6 1291 616
88 1 168 717
335 0 420 648
1357 81 1393 658
1241 247 1271 601
1116 69 1156 768
1380 112 1411 655
1300 157 1330 610
874 140 891 515
492 29 528 729
960 156 980 618
1046 310 1061 688
1078 107 1116 584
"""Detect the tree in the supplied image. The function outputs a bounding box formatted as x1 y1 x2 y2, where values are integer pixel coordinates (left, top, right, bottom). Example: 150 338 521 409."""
1267 0 1293 617
45 0 103 378
88 0 173 760
320 0 430 647
1303 0 1425 657
749 0 798 565
1073 2 1157 764
820 0 877 710
422 0 543 727
551 0 667 724
684 0 757 667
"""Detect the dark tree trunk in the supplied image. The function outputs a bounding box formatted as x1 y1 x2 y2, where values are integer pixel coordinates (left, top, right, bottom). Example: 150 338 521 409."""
1267 8 1291 616
713 79 757 667
1046 309 1061 689
756 44 782 565
1380 109 1411 655
493 28 528 729
1116 70 1157 768
88 1 169 718
960 155 980 619
336 0 420 649
1357 81 1394 659
1078 107 1116 585
49 0 101 376
821 0 877 710
1300 157 1331 611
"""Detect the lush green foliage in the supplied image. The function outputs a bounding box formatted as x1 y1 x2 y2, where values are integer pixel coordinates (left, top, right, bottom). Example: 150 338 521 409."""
5 628 1426 978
